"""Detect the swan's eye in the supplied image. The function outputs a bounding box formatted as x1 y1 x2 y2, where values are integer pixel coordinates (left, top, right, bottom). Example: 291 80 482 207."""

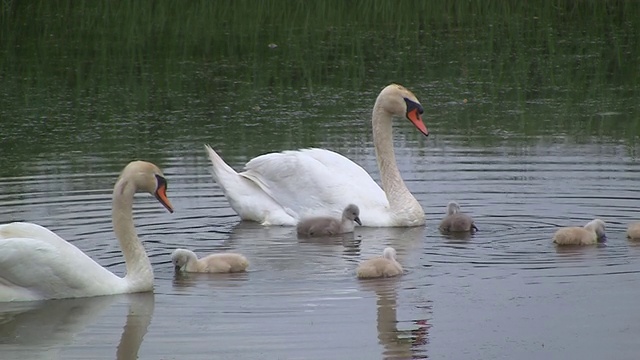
155 174 167 190
404 98 424 114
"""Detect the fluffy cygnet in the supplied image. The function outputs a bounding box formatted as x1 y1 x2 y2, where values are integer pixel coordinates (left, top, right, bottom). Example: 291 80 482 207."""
627 222 640 240
439 201 478 233
552 219 606 246
356 247 403 279
296 204 361 237
171 248 249 273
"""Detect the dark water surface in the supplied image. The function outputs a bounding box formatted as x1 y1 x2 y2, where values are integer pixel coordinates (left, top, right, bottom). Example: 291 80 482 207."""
2 2 640 359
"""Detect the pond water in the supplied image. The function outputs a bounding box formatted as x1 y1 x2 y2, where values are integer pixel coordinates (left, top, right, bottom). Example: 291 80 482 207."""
1 2 640 359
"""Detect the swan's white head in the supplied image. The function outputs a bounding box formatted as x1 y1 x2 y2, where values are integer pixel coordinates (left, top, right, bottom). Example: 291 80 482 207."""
446 201 461 215
343 204 362 226
375 84 429 137
171 248 196 271
119 161 174 213
382 247 397 260
585 218 606 242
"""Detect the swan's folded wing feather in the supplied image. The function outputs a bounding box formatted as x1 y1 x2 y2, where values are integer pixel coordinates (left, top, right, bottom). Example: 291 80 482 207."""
0 237 119 300
241 149 388 217
301 148 379 182
0 222 69 245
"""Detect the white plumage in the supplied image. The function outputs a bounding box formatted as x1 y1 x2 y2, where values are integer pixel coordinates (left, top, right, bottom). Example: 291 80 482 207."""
0 161 174 302
204 84 429 227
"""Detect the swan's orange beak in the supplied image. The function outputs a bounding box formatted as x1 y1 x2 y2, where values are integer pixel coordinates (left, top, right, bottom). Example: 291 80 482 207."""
404 98 429 137
407 108 428 137
154 177 174 213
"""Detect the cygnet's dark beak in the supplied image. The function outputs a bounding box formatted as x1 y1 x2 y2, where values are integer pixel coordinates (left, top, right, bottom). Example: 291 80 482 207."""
174 265 181 272
472 224 479 232
354 216 362 226
598 234 607 243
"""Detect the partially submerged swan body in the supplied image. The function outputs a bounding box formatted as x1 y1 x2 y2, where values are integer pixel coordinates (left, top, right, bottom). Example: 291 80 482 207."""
205 84 429 227
553 219 606 246
296 204 361 237
0 161 174 302
438 201 477 233
171 248 249 273
356 247 403 279
627 222 640 240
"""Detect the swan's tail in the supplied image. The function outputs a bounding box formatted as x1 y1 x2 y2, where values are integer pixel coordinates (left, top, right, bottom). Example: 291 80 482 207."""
204 144 239 184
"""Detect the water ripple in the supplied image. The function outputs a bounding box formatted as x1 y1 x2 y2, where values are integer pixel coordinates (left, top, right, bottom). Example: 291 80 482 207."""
3 138 640 359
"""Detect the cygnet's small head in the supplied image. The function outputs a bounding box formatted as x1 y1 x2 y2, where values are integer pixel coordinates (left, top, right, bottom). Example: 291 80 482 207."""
446 201 461 216
171 249 194 271
119 161 174 213
343 204 362 226
382 247 397 260
376 84 428 137
585 219 606 242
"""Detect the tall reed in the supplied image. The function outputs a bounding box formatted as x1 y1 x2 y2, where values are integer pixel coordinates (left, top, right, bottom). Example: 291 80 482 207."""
0 0 637 152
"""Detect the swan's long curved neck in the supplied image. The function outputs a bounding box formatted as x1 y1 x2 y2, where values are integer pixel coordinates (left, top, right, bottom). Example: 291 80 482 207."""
112 179 153 285
372 106 416 211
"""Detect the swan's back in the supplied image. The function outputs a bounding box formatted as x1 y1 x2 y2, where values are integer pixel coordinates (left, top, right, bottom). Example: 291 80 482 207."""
439 201 476 233
0 224 124 301
296 203 360 236
1 222 69 245
356 258 403 279
200 253 249 273
552 227 597 245
628 222 640 240
356 248 403 279
296 217 341 237
242 149 390 223
553 219 606 246
439 214 475 233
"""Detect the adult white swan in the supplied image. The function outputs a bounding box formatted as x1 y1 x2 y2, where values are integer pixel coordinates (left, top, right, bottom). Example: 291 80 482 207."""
205 83 428 227
0 161 174 302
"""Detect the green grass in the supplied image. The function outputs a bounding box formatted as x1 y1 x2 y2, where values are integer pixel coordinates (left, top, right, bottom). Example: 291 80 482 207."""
2 0 638 90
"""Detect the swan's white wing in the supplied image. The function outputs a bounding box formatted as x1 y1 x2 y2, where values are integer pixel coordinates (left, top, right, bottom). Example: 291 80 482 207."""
0 229 122 301
241 149 389 218
0 222 69 245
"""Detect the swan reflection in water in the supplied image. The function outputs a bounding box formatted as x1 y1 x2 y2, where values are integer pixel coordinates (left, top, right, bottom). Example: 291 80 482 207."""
353 226 426 254
172 270 250 291
359 279 431 360
216 221 424 278
0 292 155 360
354 225 429 359
224 219 425 251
